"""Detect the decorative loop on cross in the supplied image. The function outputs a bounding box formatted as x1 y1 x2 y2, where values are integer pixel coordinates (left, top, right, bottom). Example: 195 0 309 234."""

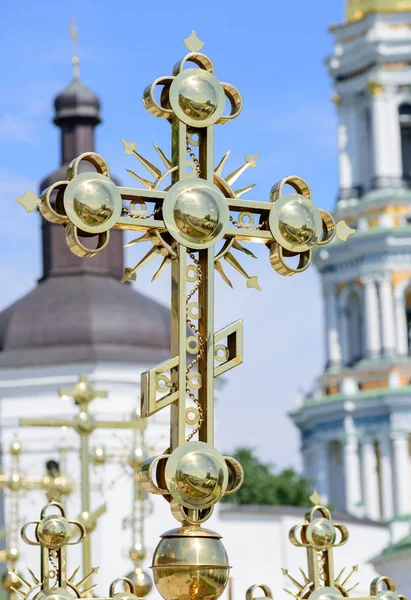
143 47 242 127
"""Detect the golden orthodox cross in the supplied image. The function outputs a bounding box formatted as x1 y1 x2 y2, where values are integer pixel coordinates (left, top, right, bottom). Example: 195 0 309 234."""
90 412 153 598
251 492 407 600
18 375 144 580
10 500 139 600
16 32 353 525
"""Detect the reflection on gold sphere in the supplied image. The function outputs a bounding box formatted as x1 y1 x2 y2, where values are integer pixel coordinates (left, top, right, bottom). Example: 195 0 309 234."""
37 515 72 549
306 518 336 550
33 588 77 600
9 473 23 492
73 179 116 228
2 572 22 591
152 526 230 600
10 441 22 456
269 194 323 253
178 75 218 121
130 542 147 562
377 592 400 600
309 587 344 600
175 190 220 241
129 448 146 471
163 180 229 250
52 476 73 496
126 567 153 597
8 547 19 563
166 443 228 509
74 412 95 434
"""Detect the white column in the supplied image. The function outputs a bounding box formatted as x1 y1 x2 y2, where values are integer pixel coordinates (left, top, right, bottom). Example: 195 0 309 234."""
323 283 343 368
379 435 394 520
379 275 396 356
370 92 389 185
362 276 381 358
360 437 380 520
313 441 329 505
392 432 411 517
395 292 409 356
343 435 362 515
347 97 360 188
386 90 403 182
337 104 353 191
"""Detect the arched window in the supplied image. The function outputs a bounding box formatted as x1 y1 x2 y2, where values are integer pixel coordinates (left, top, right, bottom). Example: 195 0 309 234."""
399 103 411 182
347 290 363 364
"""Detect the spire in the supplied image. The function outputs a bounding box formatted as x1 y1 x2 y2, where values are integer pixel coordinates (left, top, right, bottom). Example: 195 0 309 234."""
39 22 123 281
69 17 80 81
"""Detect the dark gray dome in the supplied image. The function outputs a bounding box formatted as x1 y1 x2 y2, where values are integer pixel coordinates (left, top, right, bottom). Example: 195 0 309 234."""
0 274 171 368
54 79 101 124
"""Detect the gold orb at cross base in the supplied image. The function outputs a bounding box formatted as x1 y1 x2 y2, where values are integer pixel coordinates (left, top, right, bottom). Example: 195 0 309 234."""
152 526 230 600
165 442 228 509
36 515 72 549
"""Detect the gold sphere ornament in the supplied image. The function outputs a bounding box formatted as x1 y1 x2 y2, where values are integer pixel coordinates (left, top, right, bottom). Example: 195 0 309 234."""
130 542 147 562
308 588 344 600
64 172 122 235
305 518 337 550
36 514 72 549
33 588 77 600
165 442 228 509
269 194 323 253
152 526 230 600
169 69 226 127
163 180 229 250
2 571 22 592
10 440 22 456
126 567 153 597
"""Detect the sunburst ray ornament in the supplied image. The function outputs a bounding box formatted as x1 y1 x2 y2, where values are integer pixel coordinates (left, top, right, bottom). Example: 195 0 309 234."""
14 31 356 600
11 501 138 600
250 496 407 600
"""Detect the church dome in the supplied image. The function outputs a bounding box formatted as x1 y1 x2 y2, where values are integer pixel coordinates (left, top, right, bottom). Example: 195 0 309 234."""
347 0 411 21
54 79 101 124
0 274 171 368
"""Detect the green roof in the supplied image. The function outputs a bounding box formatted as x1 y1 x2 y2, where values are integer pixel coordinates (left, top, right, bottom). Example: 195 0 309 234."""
291 385 411 417
374 533 411 560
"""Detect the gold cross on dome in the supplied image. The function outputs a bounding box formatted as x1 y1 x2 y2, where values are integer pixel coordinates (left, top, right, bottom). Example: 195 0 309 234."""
19 375 145 581
16 33 354 525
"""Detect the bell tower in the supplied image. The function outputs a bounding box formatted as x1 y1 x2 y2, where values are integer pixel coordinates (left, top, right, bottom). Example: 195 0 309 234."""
291 1 411 523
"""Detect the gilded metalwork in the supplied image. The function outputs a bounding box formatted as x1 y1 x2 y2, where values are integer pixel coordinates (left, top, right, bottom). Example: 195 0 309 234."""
15 32 356 600
19 375 145 582
247 493 407 600
10 501 138 600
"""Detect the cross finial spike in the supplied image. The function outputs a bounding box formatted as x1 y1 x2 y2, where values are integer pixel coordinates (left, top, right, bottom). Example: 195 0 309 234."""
69 17 80 80
310 490 322 505
184 30 204 52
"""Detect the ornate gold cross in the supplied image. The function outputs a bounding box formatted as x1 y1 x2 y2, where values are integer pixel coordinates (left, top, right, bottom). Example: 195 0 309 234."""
10 500 139 600
19 375 144 580
247 493 407 600
15 32 355 600
16 32 353 528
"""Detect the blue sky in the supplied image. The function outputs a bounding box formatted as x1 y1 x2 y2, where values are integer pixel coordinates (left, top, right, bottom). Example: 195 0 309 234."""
0 0 346 469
